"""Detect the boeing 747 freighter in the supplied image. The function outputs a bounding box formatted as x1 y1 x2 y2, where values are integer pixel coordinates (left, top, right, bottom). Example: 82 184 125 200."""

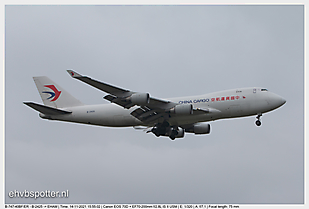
24 70 286 140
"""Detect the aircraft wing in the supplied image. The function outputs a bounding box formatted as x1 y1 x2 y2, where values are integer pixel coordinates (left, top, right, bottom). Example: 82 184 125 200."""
67 70 218 124
67 70 176 116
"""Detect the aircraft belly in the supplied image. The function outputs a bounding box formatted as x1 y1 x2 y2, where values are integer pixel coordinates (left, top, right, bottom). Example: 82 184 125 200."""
169 115 210 126
111 115 142 127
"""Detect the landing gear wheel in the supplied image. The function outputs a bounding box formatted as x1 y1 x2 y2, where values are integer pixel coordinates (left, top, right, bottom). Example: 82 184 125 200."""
255 113 262 127
169 129 178 140
255 120 261 126
171 130 178 136
152 129 160 137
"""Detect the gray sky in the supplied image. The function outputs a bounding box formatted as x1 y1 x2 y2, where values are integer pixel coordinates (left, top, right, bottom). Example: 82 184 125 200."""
5 5 304 204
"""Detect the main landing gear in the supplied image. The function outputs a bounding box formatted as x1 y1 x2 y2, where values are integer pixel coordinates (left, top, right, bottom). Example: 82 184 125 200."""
150 121 183 140
255 113 262 126
169 129 178 140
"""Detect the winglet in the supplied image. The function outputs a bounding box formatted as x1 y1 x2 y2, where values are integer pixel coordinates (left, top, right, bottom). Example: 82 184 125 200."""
67 69 82 78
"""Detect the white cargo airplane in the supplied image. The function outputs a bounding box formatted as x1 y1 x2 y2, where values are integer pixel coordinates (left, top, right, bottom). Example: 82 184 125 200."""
24 70 286 140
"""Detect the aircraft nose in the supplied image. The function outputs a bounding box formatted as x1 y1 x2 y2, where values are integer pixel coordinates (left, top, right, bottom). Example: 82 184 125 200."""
269 93 286 108
281 97 286 105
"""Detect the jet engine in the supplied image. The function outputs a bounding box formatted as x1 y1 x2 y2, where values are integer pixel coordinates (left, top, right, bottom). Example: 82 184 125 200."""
186 123 211 134
176 127 185 138
129 93 150 105
170 104 193 115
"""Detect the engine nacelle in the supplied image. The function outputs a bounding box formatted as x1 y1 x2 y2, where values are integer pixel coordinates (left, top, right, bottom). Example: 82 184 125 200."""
129 93 150 105
186 123 211 134
170 104 193 115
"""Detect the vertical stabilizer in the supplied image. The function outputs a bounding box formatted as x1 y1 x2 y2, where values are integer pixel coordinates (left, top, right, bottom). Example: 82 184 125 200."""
33 76 84 108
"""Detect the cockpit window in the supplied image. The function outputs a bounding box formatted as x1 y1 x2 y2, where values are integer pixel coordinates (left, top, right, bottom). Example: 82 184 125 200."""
261 89 268 91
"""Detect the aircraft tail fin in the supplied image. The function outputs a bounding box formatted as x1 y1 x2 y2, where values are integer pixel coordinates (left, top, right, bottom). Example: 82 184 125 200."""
33 76 84 108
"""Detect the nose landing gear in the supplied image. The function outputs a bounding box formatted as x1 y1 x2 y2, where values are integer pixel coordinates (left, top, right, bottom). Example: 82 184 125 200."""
255 113 262 126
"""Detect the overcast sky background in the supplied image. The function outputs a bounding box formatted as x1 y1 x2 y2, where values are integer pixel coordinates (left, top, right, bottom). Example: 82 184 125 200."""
5 5 304 204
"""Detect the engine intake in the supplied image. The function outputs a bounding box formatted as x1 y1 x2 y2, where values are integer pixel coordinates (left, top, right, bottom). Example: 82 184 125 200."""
170 104 193 115
129 93 150 105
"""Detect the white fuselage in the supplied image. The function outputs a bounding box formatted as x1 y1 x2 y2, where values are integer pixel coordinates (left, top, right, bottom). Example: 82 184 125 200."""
41 87 286 127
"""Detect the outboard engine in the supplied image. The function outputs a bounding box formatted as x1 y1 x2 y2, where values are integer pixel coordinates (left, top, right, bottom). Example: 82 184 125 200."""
129 93 150 105
185 123 211 134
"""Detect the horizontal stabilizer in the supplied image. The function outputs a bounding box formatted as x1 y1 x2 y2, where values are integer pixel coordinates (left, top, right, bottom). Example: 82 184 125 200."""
23 102 72 115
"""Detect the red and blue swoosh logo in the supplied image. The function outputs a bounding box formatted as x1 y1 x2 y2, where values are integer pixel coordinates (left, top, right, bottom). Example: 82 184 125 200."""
42 85 61 101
